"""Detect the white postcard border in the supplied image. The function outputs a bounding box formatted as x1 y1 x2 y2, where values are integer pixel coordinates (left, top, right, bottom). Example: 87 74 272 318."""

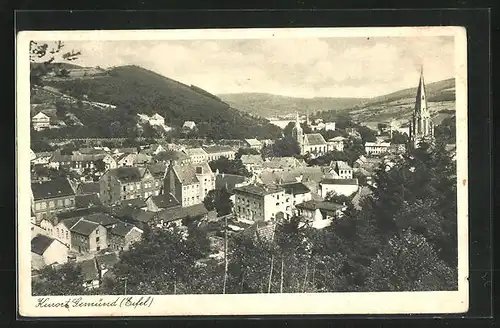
17 26 469 317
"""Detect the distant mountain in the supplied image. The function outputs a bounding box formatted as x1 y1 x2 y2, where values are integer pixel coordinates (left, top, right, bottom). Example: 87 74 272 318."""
218 93 366 118
318 78 456 127
38 65 281 140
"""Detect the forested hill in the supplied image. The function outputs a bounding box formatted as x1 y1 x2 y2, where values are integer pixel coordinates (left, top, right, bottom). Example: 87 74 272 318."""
40 65 282 140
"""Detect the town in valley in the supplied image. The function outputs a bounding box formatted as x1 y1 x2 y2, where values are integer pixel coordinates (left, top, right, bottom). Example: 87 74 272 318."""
28 39 459 295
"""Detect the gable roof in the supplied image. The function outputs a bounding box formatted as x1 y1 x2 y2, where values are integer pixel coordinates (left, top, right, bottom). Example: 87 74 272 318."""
245 139 262 147
184 147 207 157
31 178 75 201
148 193 181 209
279 182 311 195
77 182 100 195
108 167 148 183
156 203 209 223
110 221 142 237
304 133 327 146
295 200 345 212
262 157 302 169
31 234 55 255
32 112 50 120
215 173 248 192
59 217 81 230
146 163 167 179
154 150 190 162
171 162 212 185
82 212 119 227
70 219 100 236
331 160 352 171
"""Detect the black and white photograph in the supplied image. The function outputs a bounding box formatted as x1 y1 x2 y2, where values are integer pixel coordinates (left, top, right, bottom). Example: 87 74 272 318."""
17 27 468 316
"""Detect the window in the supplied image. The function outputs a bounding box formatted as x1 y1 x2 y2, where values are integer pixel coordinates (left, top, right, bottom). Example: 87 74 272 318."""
123 186 126 192
41 202 46 209
64 198 70 206
136 183 140 189
66 231 68 239
49 201 55 208
35 203 40 210
96 237 100 243
129 185 134 191
97 246 100 251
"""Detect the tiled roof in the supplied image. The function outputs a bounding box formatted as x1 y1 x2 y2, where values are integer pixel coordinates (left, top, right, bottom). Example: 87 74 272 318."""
146 163 167 179
215 174 248 192
31 234 55 255
304 133 327 146
262 157 302 169
148 193 181 209
113 147 138 154
110 221 142 237
120 198 147 209
154 150 189 162
31 178 75 201
233 184 283 196
70 219 100 236
57 206 104 220
321 178 359 186
245 139 262 147
295 200 345 212
240 155 264 165
133 210 157 223
60 217 81 230
75 194 102 209
83 213 119 227
258 167 324 185
279 182 311 195
172 162 212 185
109 167 145 183
184 148 207 157
156 203 209 223
331 160 352 170
203 146 234 154
77 182 100 195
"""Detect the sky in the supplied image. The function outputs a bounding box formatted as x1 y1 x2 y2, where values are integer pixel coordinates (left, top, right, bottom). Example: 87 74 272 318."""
57 36 455 98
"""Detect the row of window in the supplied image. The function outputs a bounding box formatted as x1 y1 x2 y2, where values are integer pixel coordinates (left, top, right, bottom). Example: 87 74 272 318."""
121 190 160 200
34 198 74 211
122 181 159 192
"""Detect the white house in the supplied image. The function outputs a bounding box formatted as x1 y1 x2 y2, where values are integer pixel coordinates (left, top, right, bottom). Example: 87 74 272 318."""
324 122 336 131
327 136 345 152
319 178 359 198
32 112 51 131
365 141 391 156
295 200 346 229
31 234 69 270
182 121 197 130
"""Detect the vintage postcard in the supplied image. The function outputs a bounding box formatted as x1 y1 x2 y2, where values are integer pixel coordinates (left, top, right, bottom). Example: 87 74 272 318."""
17 27 468 317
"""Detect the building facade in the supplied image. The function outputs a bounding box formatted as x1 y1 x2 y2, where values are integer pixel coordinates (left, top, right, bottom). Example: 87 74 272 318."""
31 179 76 223
233 184 286 222
163 162 215 207
32 112 51 131
99 167 162 205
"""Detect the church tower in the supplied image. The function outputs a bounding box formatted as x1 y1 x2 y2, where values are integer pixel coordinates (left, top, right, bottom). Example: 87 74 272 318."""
409 66 434 148
291 112 304 154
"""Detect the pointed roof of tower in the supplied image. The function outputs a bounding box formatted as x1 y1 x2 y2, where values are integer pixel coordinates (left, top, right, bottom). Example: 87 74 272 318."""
414 66 428 116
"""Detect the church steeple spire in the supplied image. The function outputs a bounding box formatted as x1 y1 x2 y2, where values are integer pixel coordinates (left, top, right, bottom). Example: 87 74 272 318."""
409 65 434 148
